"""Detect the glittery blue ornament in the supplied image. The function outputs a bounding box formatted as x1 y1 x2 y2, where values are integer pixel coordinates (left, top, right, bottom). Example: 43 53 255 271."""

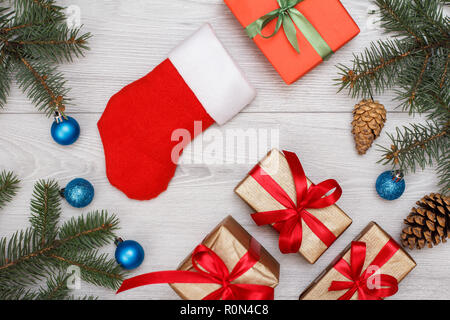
51 115 80 146
62 178 95 208
115 238 145 270
376 170 405 200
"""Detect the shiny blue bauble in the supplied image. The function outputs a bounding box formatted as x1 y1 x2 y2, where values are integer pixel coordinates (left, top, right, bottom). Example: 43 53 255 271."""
63 178 94 208
115 239 145 270
51 116 80 145
376 171 405 201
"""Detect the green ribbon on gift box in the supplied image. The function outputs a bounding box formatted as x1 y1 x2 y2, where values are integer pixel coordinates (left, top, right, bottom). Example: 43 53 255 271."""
245 0 333 59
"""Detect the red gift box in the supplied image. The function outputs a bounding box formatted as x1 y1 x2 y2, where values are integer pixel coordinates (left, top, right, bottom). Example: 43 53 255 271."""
224 0 360 84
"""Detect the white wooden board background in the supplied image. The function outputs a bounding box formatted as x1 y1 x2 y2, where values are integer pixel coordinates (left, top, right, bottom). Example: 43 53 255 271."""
0 0 449 300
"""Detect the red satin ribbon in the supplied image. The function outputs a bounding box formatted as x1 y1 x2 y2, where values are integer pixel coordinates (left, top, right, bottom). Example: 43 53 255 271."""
116 239 274 300
328 240 400 300
250 150 342 254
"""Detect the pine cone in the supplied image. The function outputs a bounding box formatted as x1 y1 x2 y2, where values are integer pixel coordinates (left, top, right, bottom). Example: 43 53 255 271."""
351 99 386 155
401 193 450 249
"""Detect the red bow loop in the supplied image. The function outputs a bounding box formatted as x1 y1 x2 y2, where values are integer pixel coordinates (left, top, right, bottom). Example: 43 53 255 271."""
191 245 230 284
328 240 400 300
250 150 341 253
303 179 342 209
116 242 274 300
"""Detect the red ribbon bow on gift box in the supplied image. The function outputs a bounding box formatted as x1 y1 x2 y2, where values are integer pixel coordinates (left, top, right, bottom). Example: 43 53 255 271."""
250 150 342 254
117 239 274 300
328 240 400 300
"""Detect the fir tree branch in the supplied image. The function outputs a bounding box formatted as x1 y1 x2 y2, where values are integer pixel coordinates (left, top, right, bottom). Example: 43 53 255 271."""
15 53 68 116
49 250 124 290
389 129 447 164
0 17 57 34
376 0 424 43
0 170 20 209
0 178 125 299
408 52 430 104
17 38 81 45
0 217 117 273
29 179 61 246
0 228 52 286
0 22 33 33
0 6 13 31
0 210 119 281
378 122 449 174
413 0 449 38
13 24 91 63
18 54 61 107
0 273 90 300
436 153 449 194
0 1 90 115
36 273 70 300
11 0 64 25
29 0 56 11
0 232 51 272
441 53 449 89
0 47 12 108
395 48 450 115
57 211 120 250
339 39 448 97
0 286 37 300
338 0 449 100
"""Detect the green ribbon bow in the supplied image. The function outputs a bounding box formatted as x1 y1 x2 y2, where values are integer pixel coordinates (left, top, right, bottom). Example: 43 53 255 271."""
245 0 332 59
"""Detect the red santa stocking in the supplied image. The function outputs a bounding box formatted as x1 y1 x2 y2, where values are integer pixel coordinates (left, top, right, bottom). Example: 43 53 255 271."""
98 24 256 200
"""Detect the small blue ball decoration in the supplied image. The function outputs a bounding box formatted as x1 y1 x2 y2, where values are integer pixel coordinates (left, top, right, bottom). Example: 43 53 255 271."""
376 170 406 201
51 116 80 146
115 238 145 270
63 178 95 208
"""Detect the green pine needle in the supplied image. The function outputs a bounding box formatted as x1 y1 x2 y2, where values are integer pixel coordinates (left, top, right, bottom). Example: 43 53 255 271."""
0 170 20 209
14 57 71 117
48 249 125 290
0 53 12 108
10 0 64 25
437 153 450 193
36 273 71 300
57 210 120 251
14 23 91 63
0 227 51 287
29 179 61 245
0 286 37 300
0 6 13 108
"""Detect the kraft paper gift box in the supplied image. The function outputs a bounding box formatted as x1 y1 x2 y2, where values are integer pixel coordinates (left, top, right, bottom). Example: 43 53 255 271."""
299 222 417 300
235 149 352 264
170 215 280 300
224 0 360 84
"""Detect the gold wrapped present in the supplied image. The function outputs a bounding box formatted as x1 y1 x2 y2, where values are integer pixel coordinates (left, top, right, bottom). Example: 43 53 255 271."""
170 215 280 300
300 222 416 300
235 149 352 263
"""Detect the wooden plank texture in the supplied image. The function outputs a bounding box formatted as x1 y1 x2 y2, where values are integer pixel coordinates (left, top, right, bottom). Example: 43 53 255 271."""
0 0 448 300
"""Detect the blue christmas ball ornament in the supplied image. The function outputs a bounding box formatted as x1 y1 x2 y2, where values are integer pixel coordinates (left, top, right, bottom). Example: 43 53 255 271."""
376 170 405 200
51 115 80 146
62 178 94 208
115 238 145 270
